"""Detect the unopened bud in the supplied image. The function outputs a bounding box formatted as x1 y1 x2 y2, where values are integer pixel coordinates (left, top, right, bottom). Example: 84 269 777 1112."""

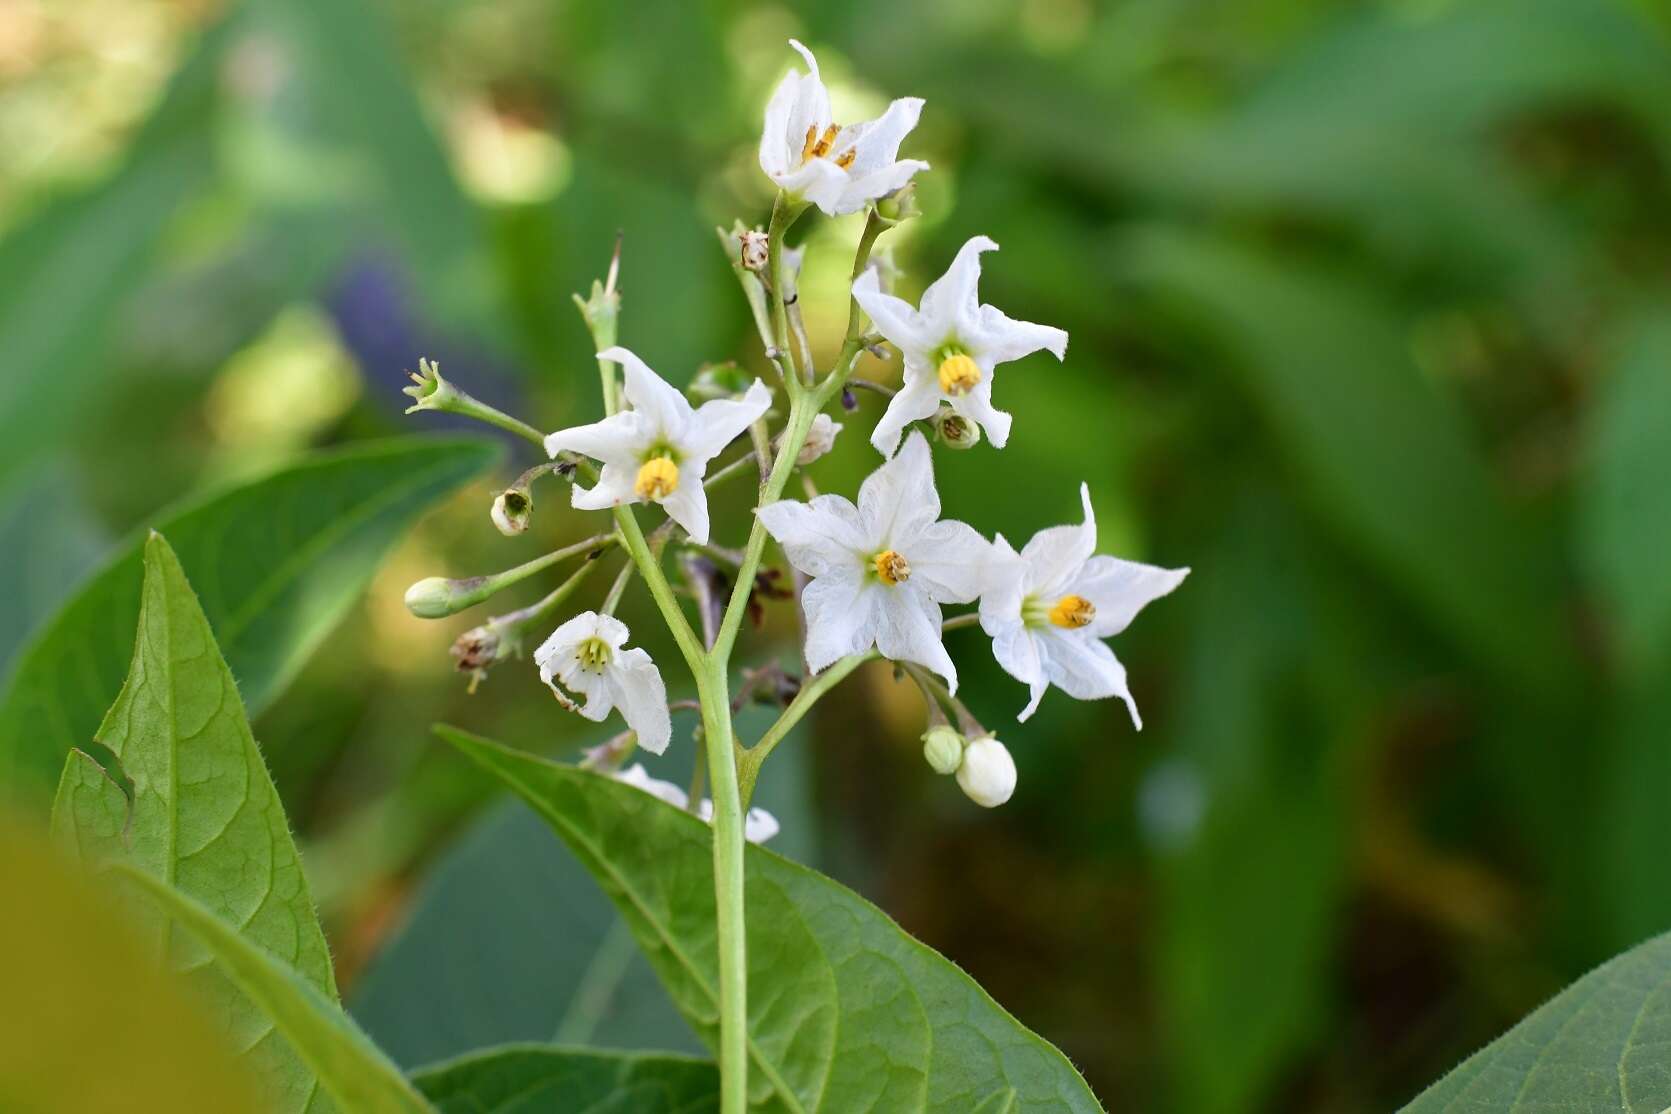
739 229 769 272
956 736 1016 807
874 185 920 226
781 413 843 466
688 361 755 402
933 406 982 450
404 577 460 618
922 725 965 776
491 488 532 536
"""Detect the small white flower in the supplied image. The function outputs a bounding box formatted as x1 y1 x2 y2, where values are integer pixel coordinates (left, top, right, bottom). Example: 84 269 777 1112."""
545 347 770 544
979 484 1187 725
611 764 780 843
758 431 988 690
758 40 928 217
535 612 672 754
956 736 1016 808
781 412 843 466
853 236 1068 457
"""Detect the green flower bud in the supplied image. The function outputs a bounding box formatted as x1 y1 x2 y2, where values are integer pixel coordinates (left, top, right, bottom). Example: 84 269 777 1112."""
922 725 965 776
933 406 982 451
875 184 920 226
404 576 474 619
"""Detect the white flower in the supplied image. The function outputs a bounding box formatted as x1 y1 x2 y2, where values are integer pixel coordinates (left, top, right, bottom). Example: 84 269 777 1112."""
979 484 1187 725
535 612 672 754
780 412 843 466
853 236 1068 457
758 431 988 690
758 40 928 217
612 764 780 843
956 737 1016 808
546 347 770 544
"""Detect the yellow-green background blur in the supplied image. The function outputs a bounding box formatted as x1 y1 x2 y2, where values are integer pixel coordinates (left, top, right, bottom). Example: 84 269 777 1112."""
5 0 1671 1110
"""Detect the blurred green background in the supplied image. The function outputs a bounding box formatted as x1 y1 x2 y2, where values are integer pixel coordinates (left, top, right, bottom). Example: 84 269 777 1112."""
5 0 1671 1109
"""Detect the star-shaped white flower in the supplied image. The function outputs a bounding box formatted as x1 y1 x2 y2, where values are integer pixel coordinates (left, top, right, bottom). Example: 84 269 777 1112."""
758 431 989 690
546 347 770 544
979 484 1187 725
535 612 671 754
613 764 779 843
759 40 928 217
853 236 1068 457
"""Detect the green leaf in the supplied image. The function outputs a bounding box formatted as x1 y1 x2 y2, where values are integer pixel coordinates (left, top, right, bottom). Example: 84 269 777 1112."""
412 1045 719 1113
1114 228 1574 699
351 801 699 1067
437 727 1104 1114
1401 931 1671 1112
0 17 226 492
1580 308 1671 675
0 436 497 807
113 864 434 1114
51 533 339 1113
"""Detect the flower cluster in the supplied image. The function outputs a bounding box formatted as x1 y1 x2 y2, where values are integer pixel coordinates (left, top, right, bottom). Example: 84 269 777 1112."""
403 39 1188 815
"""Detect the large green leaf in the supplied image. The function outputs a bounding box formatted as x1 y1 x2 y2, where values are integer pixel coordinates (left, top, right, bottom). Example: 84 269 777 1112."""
438 727 1104 1114
412 1045 718 1113
114 864 433 1114
0 436 497 806
51 534 339 1113
0 18 226 493
1401 931 1671 1111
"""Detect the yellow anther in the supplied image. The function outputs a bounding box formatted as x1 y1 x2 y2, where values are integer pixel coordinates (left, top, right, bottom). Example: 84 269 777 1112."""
634 456 679 501
577 637 612 670
835 148 856 170
1048 594 1097 629
874 549 912 585
800 124 841 165
937 353 981 396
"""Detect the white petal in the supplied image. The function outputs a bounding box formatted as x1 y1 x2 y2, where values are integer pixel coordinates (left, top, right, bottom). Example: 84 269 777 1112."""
852 268 934 355
682 379 772 463
919 236 998 336
1038 629 1139 728
831 97 923 177
590 613 631 649
833 159 928 216
868 366 942 457
1075 558 1189 639
902 518 990 604
858 430 940 544
599 346 694 442
533 612 598 672
977 534 1028 632
956 737 1016 807
544 411 647 465
970 303 1068 366
658 481 712 545
789 157 852 216
801 567 878 673
569 461 639 512
873 584 957 690
614 763 689 809
758 70 801 176
986 615 1050 722
946 372 1013 449
607 646 672 754
696 800 781 844
758 495 870 577
1019 483 1098 595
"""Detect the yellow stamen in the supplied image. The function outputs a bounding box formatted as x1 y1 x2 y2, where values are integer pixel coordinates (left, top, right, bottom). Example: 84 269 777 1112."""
937 353 981 396
634 457 679 501
1048 595 1096 629
800 124 842 165
577 636 612 670
834 148 856 169
800 124 818 163
874 549 911 585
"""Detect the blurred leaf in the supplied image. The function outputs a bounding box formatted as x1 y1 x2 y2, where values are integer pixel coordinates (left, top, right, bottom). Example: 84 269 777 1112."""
1581 307 1671 675
0 437 498 808
1154 494 1361 1114
115 864 433 1114
351 800 700 1067
0 464 108 677
51 534 338 1113
1592 680 1671 954
1401 929 1671 1111
438 728 1105 1113
0 20 226 493
412 1045 718 1113
1115 228 1575 698
0 815 264 1112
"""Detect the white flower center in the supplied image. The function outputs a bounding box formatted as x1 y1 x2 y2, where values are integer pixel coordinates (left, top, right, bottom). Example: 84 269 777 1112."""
576 636 613 672
634 456 679 501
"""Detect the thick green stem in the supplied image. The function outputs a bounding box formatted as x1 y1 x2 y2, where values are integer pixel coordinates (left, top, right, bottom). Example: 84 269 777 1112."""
766 193 804 394
695 661 749 1114
611 506 705 675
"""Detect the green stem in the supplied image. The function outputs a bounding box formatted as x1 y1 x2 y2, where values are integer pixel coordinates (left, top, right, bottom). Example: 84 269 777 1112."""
611 506 705 675
766 193 804 394
739 651 876 804
695 660 749 1114
408 533 615 618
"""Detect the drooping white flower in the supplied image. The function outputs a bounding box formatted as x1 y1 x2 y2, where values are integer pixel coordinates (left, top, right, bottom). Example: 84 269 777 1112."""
612 764 780 843
535 612 672 754
758 40 928 217
979 484 1187 725
956 736 1016 808
758 431 989 690
546 347 770 544
853 236 1068 457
